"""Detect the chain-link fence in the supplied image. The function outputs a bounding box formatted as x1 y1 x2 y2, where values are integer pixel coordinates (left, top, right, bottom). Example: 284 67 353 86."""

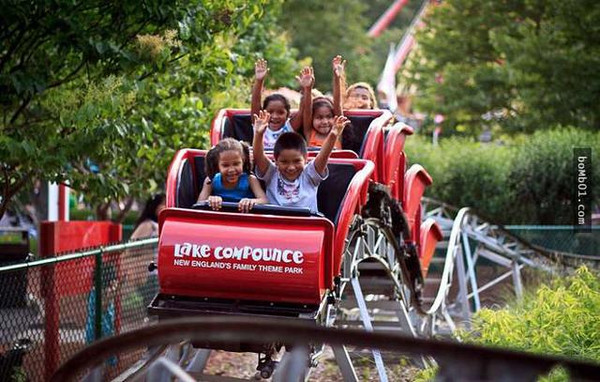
0 237 158 381
506 226 600 257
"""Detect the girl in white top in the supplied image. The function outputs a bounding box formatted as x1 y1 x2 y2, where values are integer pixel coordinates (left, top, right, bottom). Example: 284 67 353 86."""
251 59 314 149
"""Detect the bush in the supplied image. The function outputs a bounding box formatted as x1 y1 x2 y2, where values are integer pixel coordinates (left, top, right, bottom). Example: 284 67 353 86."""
403 128 600 224
461 266 600 381
416 267 599 381
507 127 600 224
404 135 515 223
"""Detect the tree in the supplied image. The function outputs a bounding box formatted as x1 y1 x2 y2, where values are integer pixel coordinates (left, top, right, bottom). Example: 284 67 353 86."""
405 0 600 135
80 1 301 220
0 0 298 220
280 0 373 93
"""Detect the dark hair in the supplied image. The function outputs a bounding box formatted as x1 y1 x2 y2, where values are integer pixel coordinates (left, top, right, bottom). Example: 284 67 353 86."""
312 96 335 117
311 96 356 150
274 132 307 158
263 94 291 116
205 138 251 180
134 193 165 229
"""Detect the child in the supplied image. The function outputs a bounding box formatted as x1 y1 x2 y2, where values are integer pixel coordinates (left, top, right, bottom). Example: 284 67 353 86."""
253 110 349 213
301 56 345 148
251 59 314 149
344 82 378 110
333 55 378 110
197 138 267 212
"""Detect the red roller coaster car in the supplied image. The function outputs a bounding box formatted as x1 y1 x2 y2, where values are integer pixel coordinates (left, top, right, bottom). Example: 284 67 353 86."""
149 108 442 376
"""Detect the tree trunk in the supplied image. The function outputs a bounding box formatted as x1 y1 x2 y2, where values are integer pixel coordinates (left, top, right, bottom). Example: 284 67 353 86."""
113 197 134 223
95 203 111 220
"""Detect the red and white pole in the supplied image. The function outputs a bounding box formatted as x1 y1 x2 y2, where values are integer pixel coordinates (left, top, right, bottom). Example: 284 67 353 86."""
48 182 69 221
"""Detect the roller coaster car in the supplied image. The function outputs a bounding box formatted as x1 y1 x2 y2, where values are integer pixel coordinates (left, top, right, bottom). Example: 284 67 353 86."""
149 109 443 358
152 148 371 307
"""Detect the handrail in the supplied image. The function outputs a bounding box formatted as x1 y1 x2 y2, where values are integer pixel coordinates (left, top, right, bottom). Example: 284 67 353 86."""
0 237 158 273
422 197 600 264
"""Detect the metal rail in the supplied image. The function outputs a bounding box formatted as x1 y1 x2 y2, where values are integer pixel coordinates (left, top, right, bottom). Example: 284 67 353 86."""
0 237 158 273
52 316 600 382
420 197 600 336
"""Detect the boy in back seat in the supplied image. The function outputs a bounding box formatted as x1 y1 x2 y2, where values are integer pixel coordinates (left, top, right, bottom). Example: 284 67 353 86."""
253 110 349 214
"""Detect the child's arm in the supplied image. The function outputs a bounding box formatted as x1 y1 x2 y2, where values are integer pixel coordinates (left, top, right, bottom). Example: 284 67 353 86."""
290 66 314 131
252 110 271 176
332 55 346 116
251 59 268 118
238 175 268 213
197 177 213 202
314 115 350 176
197 177 223 210
301 67 314 140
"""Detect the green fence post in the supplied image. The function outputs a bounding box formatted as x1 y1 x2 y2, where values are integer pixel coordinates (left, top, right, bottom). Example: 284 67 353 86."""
94 248 103 341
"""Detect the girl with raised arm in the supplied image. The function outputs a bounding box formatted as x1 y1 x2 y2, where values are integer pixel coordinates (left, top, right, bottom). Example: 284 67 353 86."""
251 59 314 149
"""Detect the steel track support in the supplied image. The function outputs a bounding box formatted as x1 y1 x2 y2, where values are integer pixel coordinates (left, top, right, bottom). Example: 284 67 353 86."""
462 231 480 311
512 260 523 299
273 345 310 382
393 298 418 337
350 276 389 382
148 356 195 382
332 345 359 382
147 344 180 381
454 243 471 328
185 348 211 373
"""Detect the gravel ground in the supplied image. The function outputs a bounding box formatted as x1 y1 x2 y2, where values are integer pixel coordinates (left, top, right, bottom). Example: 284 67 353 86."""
204 346 421 381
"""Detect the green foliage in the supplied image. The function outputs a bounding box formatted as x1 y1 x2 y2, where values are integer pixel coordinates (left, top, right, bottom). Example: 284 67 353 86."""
416 268 599 381
465 266 600 369
280 0 397 93
406 0 600 135
404 134 515 223
413 365 438 382
1 0 300 219
507 127 600 224
404 128 600 224
280 0 366 92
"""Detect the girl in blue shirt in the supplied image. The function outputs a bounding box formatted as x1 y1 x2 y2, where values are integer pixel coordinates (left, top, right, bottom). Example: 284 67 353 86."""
197 138 267 212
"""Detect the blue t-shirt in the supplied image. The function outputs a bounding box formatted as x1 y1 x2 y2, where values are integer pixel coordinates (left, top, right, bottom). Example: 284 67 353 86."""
212 173 254 202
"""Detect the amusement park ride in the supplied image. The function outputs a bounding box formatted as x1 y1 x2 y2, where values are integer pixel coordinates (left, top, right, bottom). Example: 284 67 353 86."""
51 109 600 382
152 108 439 380
44 1 600 381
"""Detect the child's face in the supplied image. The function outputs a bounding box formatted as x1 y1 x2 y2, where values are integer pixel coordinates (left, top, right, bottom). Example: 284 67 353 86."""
275 149 307 181
218 149 244 186
312 106 334 136
347 87 372 109
265 100 289 131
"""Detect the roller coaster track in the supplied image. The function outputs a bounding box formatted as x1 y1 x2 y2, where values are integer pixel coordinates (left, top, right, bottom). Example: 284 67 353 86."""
54 317 600 381
420 197 600 334
53 198 599 381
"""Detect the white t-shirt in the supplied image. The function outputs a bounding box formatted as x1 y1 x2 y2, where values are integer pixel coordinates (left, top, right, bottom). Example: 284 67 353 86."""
256 161 328 213
263 120 293 149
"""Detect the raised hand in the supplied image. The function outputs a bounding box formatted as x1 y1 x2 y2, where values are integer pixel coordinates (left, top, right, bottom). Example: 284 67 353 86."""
331 115 350 136
332 55 346 78
255 58 269 81
295 66 314 89
253 110 271 135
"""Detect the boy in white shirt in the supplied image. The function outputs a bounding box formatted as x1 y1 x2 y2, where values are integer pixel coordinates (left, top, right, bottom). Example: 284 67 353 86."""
252 110 349 213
